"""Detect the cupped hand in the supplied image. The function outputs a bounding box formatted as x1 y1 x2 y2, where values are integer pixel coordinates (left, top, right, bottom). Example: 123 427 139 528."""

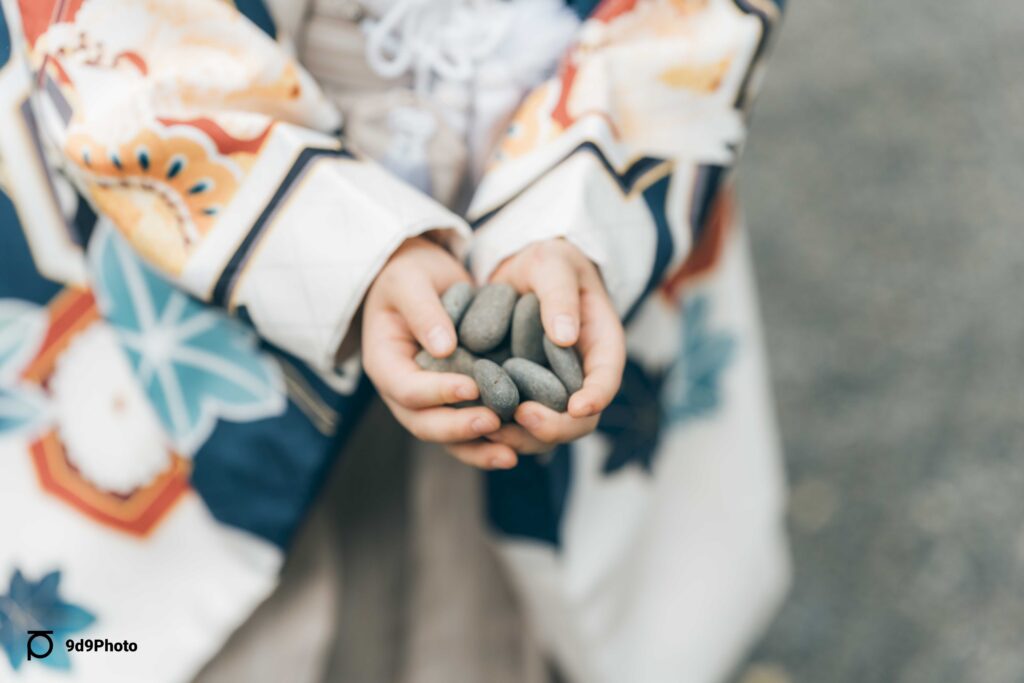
485 238 626 454
361 236 518 469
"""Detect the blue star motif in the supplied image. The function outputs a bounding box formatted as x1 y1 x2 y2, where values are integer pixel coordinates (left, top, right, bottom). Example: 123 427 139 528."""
663 294 736 426
597 358 668 474
0 569 95 671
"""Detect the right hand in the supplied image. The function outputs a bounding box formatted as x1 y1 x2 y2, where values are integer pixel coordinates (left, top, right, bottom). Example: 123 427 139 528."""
484 238 626 455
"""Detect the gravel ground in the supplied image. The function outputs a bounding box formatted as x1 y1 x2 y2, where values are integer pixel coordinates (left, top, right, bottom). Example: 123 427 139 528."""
732 2 1024 682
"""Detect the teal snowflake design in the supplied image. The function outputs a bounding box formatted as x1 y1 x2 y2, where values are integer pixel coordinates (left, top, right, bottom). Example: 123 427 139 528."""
0 301 44 375
0 384 46 436
0 569 95 671
88 226 286 455
662 294 736 425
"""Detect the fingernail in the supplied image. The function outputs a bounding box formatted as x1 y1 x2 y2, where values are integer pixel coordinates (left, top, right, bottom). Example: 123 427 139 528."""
573 393 598 413
455 383 476 401
553 314 577 345
427 325 452 355
472 417 492 434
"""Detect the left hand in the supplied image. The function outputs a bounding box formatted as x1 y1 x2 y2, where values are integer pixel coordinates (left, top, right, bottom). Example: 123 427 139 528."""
361 236 515 469
485 238 626 454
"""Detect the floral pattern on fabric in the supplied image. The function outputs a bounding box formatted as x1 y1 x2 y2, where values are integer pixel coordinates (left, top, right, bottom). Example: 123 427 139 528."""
64 126 250 275
88 226 286 456
0 569 95 672
663 293 736 426
598 358 669 474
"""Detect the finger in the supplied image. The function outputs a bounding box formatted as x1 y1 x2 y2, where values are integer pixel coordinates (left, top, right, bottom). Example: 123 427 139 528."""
390 369 479 409
363 310 478 409
392 271 458 358
485 424 555 455
570 286 626 417
444 441 519 470
514 401 599 444
530 259 581 347
386 400 502 443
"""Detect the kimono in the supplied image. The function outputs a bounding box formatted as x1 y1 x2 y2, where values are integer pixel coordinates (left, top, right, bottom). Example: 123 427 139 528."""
0 0 789 681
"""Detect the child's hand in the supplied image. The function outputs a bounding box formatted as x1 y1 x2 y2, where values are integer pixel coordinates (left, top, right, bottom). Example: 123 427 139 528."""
485 239 626 453
362 237 517 469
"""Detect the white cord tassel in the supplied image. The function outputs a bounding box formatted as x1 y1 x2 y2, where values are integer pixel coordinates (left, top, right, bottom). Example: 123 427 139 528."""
363 0 513 96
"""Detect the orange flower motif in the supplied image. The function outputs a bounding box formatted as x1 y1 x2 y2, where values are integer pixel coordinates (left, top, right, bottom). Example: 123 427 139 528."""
492 82 565 166
65 127 242 274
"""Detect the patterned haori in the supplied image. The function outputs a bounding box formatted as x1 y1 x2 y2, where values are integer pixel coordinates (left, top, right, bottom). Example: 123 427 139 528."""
0 0 788 681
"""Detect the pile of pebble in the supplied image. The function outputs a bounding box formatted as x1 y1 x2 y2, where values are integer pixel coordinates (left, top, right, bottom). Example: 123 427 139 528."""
415 283 584 421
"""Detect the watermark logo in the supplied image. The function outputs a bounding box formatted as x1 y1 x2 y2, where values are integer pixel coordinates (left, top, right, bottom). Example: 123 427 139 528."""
65 637 139 654
23 632 139 664
25 631 54 662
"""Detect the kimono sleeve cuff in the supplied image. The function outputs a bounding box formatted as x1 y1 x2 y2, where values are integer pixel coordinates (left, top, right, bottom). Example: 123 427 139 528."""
468 150 671 317
224 154 470 373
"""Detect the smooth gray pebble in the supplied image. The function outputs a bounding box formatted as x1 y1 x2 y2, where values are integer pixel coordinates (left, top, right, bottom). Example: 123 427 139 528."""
415 347 478 376
473 359 519 422
542 336 584 394
502 358 569 412
459 283 517 353
441 282 474 325
484 344 513 365
510 293 546 364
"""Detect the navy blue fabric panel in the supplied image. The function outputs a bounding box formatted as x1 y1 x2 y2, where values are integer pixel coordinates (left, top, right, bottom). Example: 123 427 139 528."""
622 174 674 324
257 338 366 413
234 0 277 39
565 0 603 20
191 374 374 549
0 190 62 304
72 194 98 248
485 445 572 547
0 4 10 70
690 164 726 245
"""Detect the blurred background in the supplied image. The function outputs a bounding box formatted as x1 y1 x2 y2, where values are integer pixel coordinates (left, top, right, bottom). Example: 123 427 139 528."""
733 2 1024 682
